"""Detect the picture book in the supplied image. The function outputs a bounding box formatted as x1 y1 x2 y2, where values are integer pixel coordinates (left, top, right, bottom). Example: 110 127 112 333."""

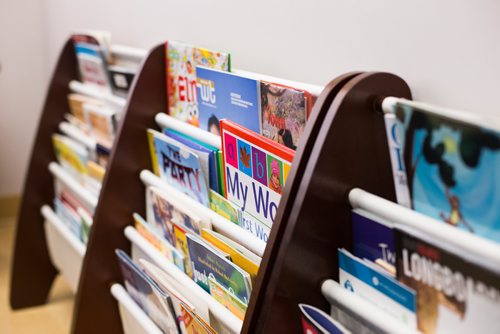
395 228 500 334
298 304 350 334
78 207 92 244
392 100 500 242
108 65 136 96
220 119 295 240
196 66 261 134
186 233 252 304
72 33 111 90
95 143 110 167
68 93 102 132
54 196 82 239
338 249 417 330
351 209 396 275
173 223 193 279
201 228 260 283
180 302 216 334
115 250 180 334
147 129 210 206
260 81 310 150
209 190 239 224
166 41 230 126
52 134 89 181
83 103 116 149
133 213 185 272
146 186 205 245
207 276 247 321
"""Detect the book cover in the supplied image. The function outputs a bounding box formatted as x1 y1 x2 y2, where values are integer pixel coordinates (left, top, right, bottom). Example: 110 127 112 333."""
351 209 396 274
83 103 116 149
166 41 230 126
72 34 111 90
147 129 210 206
209 190 239 224
338 249 417 329
260 81 309 150
196 67 261 134
180 302 216 334
220 119 294 239
395 228 500 333
116 250 180 334
393 101 500 242
133 213 185 272
186 233 252 304
173 224 193 279
207 276 247 321
52 134 89 181
298 304 350 334
108 65 136 96
68 94 102 133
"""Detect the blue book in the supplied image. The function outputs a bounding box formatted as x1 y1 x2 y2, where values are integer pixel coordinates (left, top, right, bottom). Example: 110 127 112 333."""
164 129 219 193
351 209 395 268
196 66 261 134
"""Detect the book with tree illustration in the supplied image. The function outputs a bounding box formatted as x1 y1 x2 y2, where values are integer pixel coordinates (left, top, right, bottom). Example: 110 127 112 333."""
392 100 500 242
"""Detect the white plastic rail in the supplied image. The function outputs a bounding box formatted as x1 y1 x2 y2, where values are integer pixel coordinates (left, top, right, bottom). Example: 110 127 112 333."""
110 45 148 62
321 279 421 334
49 162 99 211
69 80 126 109
140 170 266 257
349 188 500 267
124 226 242 334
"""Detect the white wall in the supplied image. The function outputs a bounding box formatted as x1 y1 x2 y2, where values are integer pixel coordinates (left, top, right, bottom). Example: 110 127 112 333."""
1 0 499 195
0 0 47 196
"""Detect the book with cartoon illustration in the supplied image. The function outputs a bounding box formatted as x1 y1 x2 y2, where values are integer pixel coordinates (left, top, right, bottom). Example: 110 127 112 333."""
166 41 230 126
260 81 311 151
196 66 261 134
220 119 295 242
392 100 500 242
147 129 210 206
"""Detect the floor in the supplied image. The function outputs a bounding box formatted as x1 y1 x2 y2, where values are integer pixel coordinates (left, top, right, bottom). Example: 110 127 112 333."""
0 217 74 333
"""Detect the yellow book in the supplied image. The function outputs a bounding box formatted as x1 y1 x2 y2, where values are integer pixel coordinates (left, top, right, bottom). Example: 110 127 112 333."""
174 224 193 278
87 161 105 182
52 134 88 175
147 129 160 175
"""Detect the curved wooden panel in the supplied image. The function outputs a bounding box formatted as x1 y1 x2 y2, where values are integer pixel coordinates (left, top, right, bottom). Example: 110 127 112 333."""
10 39 78 309
243 72 411 333
71 44 165 334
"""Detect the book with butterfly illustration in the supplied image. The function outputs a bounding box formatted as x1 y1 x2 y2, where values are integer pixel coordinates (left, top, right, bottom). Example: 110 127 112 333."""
220 119 295 242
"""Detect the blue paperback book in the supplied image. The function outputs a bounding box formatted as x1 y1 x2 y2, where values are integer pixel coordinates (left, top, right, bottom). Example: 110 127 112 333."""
392 100 500 242
115 249 180 334
196 66 261 135
351 209 395 269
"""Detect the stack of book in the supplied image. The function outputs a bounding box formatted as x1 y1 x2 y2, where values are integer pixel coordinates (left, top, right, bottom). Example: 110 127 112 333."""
115 40 322 334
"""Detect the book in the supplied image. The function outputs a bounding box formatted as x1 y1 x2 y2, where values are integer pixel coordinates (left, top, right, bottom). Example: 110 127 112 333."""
173 223 193 279
78 207 92 244
52 134 89 182
298 304 350 334
72 32 111 90
180 302 216 334
392 100 500 242
186 233 252 304
83 103 116 149
54 196 83 239
133 213 185 272
147 129 210 206
395 228 500 333
196 66 261 134
260 81 310 150
338 249 417 330
207 276 247 320
166 41 230 126
351 209 396 275
68 93 103 132
220 119 294 240
209 190 239 224
115 250 180 334
108 65 136 96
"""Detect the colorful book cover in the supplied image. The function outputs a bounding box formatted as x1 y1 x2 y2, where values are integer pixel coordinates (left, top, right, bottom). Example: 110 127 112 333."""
147 129 210 206
173 224 193 279
260 81 310 150
54 196 82 239
83 103 116 149
338 249 417 330
351 209 396 274
299 304 350 334
68 94 102 133
186 233 252 304
52 134 89 179
209 190 239 224
196 67 261 134
220 119 294 239
392 100 500 242
133 213 185 272
166 41 230 126
207 276 247 321
116 250 180 334
72 34 111 90
395 228 500 333
180 302 216 334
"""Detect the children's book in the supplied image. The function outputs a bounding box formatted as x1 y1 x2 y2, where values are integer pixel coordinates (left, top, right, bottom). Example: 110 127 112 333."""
148 129 210 206
108 65 136 96
166 41 230 126
186 233 252 304
95 143 110 167
338 249 417 330
72 32 111 90
201 228 260 283
207 276 247 320
395 228 500 334
196 66 261 134
173 223 193 279
260 81 311 151
209 190 239 224
298 304 351 334
54 196 83 239
180 302 216 334
68 93 103 132
351 209 396 275
78 207 92 244
115 250 180 334
392 100 500 242
83 103 116 149
52 134 89 182
220 119 295 241
133 213 185 272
